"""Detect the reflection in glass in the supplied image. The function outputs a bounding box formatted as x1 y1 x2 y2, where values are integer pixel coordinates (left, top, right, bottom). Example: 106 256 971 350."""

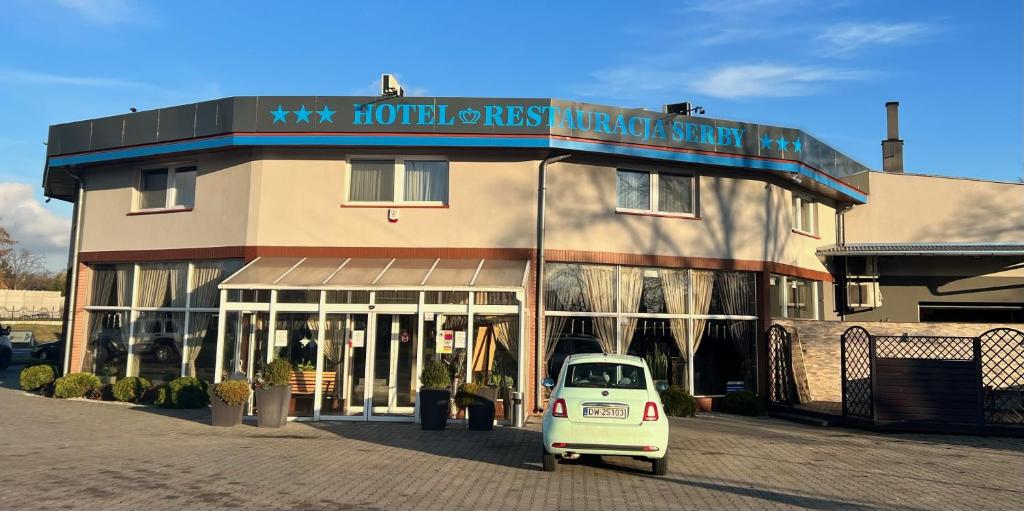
85 311 129 382
693 319 756 395
275 313 319 417
133 311 185 385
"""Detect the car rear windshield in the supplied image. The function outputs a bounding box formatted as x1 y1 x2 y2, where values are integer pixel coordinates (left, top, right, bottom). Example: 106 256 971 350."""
564 362 646 389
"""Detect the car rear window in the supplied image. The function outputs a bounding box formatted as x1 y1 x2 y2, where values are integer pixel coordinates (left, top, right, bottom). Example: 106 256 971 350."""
564 362 646 389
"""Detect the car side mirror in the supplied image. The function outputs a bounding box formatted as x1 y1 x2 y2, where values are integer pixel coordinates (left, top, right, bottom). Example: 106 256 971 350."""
542 378 556 389
655 381 669 393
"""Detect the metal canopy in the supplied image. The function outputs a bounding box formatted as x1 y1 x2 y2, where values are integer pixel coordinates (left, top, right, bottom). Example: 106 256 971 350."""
817 242 1024 257
219 257 529 290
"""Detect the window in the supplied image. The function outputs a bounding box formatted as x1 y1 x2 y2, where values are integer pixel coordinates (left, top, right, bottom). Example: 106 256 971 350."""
136 164 197 210
792 193 817 235
616 169 695 216
770 274 820 319
347 158 448 204
564 362 646 389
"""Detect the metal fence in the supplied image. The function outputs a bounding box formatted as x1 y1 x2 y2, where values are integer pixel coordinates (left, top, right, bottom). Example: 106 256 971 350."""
840 326 1024 433
0 306 64 321
767 324 793 407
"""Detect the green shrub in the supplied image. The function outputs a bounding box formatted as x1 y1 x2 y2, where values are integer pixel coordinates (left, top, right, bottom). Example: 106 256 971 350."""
214 379 251 406
261 357 293 387
158 377 209 408
420 359 451 390
112 376 152 403
53 372 101 399
660 386 697 417
20 364 56 391
720 391 764 416
152 384 171 406
455 382 481 407
645 345 669 381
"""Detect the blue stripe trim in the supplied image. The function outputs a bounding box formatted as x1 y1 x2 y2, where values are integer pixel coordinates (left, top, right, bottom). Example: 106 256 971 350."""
47 133 866 202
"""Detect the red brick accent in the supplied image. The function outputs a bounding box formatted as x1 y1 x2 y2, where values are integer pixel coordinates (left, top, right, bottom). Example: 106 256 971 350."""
68 263 92 373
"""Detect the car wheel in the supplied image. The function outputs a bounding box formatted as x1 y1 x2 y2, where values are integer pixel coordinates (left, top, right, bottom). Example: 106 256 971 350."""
0 349 10 370
542 449 557 472
652 456 668 476
155 345 174 363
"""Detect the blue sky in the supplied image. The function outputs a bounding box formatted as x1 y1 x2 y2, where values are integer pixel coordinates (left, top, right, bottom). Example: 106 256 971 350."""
0 0 1020 268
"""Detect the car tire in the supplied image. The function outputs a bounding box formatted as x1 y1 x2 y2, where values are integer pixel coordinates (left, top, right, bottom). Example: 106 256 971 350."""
652 456 668 476
155 344 174 363
542 449 557 472
0 349 11 370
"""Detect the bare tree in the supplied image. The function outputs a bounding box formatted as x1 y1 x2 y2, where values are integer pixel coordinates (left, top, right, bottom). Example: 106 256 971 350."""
1 248 46 290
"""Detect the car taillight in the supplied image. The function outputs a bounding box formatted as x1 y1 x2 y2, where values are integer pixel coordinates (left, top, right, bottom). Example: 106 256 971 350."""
643 401 659 421
552 398 567 418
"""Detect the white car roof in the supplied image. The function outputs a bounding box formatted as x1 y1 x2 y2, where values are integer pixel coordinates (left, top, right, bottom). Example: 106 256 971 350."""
565 353 645 365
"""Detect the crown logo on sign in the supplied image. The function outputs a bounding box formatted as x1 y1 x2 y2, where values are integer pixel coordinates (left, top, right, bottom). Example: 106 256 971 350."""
458 107 481 124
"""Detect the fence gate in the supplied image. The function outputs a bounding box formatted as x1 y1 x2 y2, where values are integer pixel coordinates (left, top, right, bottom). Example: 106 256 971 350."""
980 328 1024 426
767 324 793 407
840 326 872 420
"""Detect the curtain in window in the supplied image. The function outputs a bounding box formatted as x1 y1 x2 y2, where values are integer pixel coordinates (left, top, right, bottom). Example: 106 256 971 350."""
323 316 345 402
136 265 169 308
186 311 213 377
350 160 394 201
89 268 115 306
580 265 616 354
658 174 693 214
661 269 689 359
190 265 222 308
404 161 448 202
691 270 715 355
115 265 131 306
619 267 645 353
490 316 518 363
616 170 650 210
173 168 197 207
718 272 755 376
543 314 568 365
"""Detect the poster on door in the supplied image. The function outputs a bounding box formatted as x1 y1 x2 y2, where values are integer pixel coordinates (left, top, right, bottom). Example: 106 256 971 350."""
436 330 455 354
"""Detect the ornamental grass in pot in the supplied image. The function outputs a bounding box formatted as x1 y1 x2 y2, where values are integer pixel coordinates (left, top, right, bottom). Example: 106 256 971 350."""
458 382 496 431
419 359 451 430
254 357 292 428
211 379 251 427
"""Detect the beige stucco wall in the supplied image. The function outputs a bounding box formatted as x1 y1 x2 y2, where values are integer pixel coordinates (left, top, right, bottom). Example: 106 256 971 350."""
76 148 839 277
844 171 1024 243
78 150 254 252
545 161 836 274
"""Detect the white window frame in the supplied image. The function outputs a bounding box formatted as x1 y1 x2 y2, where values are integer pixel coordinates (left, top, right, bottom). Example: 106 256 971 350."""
615 169 697 218
344 155 449 206
773 274 820 320
791 193 818 236
134 162 197 212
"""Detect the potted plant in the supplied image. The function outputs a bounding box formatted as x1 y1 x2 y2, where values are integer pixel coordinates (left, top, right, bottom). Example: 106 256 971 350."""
460 381 496 431
211 379 251 427
254 357 292 428
645 345 669 387
419 359 451 430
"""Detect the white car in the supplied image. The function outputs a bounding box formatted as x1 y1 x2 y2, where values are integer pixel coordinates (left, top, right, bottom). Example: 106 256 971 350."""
541 353 670 475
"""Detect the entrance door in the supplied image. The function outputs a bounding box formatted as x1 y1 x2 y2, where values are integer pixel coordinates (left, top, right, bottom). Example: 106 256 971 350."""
320 313 369 417
223 311 269 414
369 313 419 418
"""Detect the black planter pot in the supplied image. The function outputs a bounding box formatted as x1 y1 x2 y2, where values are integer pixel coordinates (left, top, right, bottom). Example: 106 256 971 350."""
420 389 451 430
255 385 291 428
210 396 244 427
468 387 497 431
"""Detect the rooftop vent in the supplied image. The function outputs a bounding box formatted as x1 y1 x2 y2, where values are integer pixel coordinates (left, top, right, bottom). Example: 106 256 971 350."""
882 101 904 173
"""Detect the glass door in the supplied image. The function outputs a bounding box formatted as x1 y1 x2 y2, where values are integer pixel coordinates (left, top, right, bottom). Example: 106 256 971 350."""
320 313 369 418
369 313 419 418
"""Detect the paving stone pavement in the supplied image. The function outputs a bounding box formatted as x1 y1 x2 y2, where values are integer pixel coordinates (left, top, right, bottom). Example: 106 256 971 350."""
0 366 1022 511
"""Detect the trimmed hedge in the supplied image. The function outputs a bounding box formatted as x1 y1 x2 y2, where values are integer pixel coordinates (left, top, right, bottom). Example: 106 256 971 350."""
155 377 209 408
261 357 293 387
660 386 697 417
420 359 450 390
53 372 101 399
720 391 764 416
214 380 251 406
112 376 153 403
20 364 56 391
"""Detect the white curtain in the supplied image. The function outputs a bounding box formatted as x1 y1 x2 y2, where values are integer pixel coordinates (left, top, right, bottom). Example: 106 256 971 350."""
350 160 394 201
90 268 115 306
490 316 519 364
404 160 448 202
190 265 222 308
580 265 616 354
658 174 693 214
186 312 213 377
618 267 644 353
115 265 131 306
136 265 170 307
661 269 689 359
691 270 715 355
616 170 650 209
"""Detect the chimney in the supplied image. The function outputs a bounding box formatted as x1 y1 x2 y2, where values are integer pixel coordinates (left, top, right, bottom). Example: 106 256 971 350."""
882 101 904 173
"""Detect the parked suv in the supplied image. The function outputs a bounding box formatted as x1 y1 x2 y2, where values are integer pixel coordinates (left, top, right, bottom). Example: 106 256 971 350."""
92 317 182 366
0 326 12 370
547 334 604 381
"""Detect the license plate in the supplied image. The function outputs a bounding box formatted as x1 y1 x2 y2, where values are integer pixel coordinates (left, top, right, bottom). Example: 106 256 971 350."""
582 406 627 419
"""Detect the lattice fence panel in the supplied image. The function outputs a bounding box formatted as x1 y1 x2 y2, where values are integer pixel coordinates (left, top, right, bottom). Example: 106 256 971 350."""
874 335 974 360
841 326 872 419
767 325 792 407
980 328 1024 426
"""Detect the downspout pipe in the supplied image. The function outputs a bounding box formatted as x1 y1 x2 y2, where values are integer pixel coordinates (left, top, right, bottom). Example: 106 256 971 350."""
60 167 84 376
534 153 571 412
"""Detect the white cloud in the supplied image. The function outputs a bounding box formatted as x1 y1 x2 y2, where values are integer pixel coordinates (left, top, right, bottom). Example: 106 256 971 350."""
817 22 929 56
576 63 864 101
0 183 71 270
0 68 145 88
54 0 149 26
693 64 867 98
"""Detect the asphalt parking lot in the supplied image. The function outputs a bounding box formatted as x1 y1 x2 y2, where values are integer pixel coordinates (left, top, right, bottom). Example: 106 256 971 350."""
1 365 1021 511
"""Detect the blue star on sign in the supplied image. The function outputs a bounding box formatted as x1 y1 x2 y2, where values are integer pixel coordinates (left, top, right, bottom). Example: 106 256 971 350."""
293 105 312 123
270 105 289 123
317 105 336 123
792 138 802 153
760 133 773 150
776 135 789 152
